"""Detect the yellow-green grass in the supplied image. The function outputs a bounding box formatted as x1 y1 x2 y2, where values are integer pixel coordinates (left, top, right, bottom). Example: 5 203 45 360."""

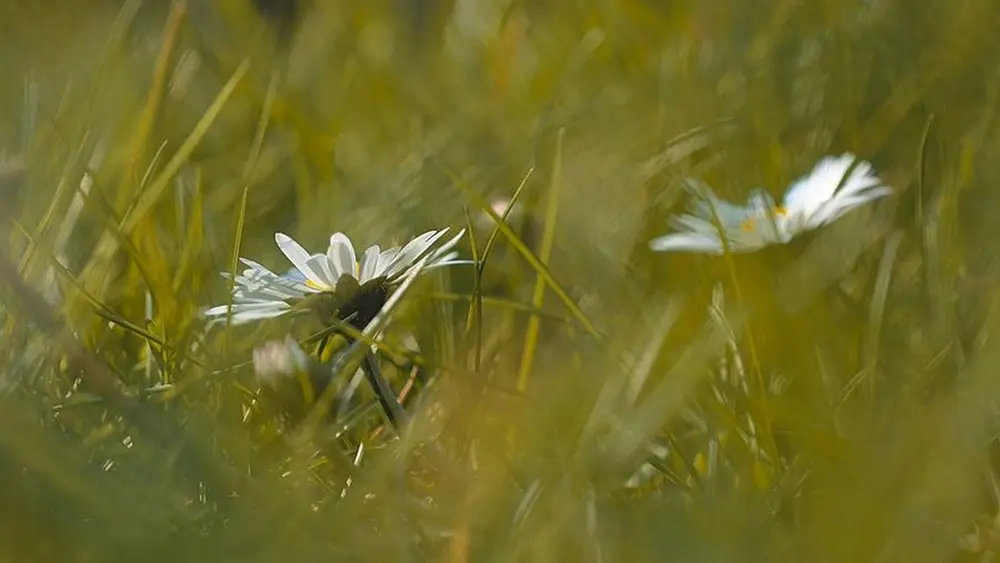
1 1 999 561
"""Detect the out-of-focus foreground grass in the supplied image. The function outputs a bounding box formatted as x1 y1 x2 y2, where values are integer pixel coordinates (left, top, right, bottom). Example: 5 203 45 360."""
3 0 1000 561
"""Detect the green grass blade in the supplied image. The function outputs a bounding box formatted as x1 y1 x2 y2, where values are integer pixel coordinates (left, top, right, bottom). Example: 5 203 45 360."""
121 59 250 234
447 167 602 340
462 206 484 371
516 128 564 392
861 230 904 401
223 185 251 353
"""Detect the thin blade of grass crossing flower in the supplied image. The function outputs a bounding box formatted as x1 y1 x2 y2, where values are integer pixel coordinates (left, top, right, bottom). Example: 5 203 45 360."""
404 229 470 277
290 252 432 445
382 230 446 279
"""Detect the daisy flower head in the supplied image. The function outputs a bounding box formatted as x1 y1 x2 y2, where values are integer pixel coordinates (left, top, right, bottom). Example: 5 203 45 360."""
205 228 466 326
649 153 892 254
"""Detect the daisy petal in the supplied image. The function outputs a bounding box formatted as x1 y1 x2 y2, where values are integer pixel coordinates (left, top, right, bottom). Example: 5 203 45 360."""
276 233 327 287
742 189 786 242
782 153 856 212
695 196 748 226
282 267 308 284
275 232 310 269
304 255 340 289
649 232 725 254
327 233 357 279
728 227 780 251
829 160 884 199
237 280 307 301
377 247 400 275
427 229 466 262
359 245 381 283
422 255 474 272
808 187 893 227
230 305 291 325
243 261 312 294
745 189 779 216
385 229 451 278
204 300 273 316
204 300 291 324
670 214 717 234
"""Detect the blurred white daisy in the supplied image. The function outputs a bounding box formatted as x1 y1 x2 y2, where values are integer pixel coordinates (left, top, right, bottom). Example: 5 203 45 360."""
253 335 310 389
205 228 466 325
649 153 892 254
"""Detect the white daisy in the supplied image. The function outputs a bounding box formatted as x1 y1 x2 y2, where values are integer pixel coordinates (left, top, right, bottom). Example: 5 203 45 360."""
253 335 310 388
205 228 466 325
649 153 892 254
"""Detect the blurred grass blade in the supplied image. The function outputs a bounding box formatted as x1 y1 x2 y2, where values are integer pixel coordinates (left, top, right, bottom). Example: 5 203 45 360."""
223 186 251 351
862 230 903 399
627 298 684 405
517 129 563 391
121 59 250 234
777 206 894 315
172 168 205 292
117 0 185 201
609 314 738 466
422 291 572 323
243 71 280 181
0 248 241 495
481 167 533 268
11 220 175 354
462 206 484 370
448 167 601 339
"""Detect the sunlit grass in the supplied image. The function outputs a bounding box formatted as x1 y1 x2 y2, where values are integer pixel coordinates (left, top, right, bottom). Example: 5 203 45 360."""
3 1 1000 561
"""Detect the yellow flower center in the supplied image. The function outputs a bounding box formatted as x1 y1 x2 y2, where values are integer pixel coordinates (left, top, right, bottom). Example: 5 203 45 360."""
305 278 325 290
740 206 787 232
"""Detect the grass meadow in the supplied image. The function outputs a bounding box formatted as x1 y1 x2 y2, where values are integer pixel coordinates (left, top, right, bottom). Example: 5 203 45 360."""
3 0 1000 561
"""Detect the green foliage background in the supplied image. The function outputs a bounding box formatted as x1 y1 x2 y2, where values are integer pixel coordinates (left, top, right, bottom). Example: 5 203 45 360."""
2 0 1000 561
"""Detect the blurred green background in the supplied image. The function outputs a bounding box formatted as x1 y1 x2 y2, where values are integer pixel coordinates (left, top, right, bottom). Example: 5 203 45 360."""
3 0 1000 561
